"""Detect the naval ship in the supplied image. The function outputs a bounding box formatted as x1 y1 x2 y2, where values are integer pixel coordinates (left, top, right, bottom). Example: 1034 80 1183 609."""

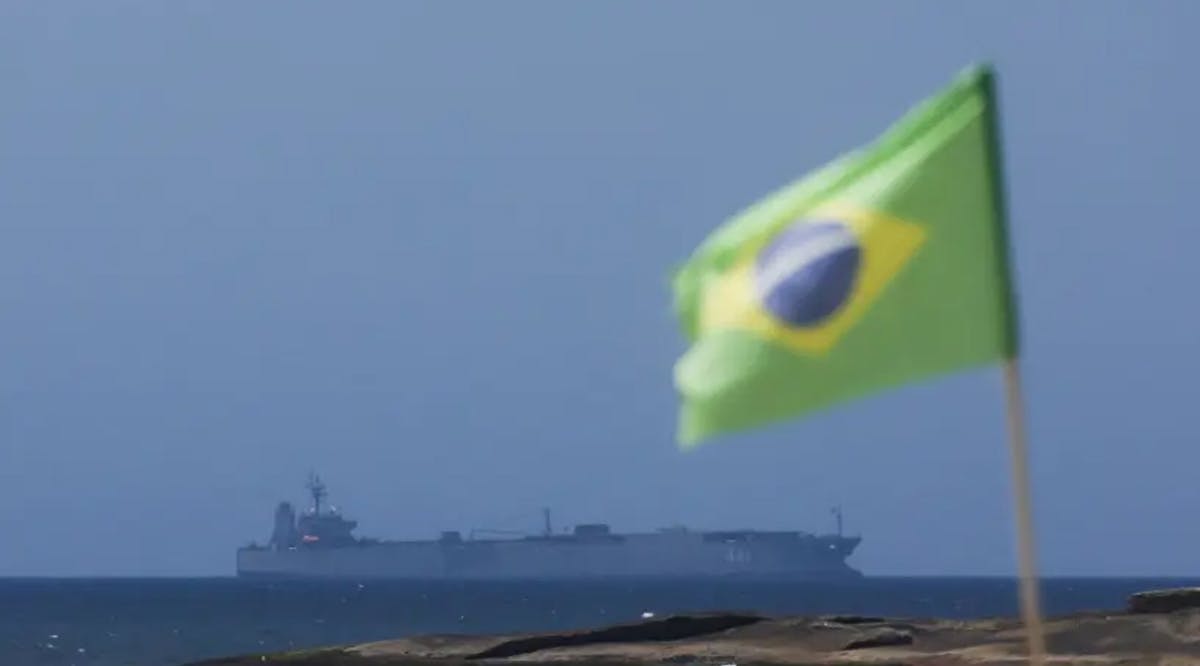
236 475 863 580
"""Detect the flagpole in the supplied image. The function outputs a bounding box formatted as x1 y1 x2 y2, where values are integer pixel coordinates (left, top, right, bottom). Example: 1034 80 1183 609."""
1002 356 1047 664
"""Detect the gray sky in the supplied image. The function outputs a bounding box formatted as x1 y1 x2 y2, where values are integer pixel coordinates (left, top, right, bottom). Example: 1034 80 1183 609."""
1 1 1197 577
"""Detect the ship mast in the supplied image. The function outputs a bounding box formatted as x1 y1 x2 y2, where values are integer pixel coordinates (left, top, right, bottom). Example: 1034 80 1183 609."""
832 506 843 537
307 472 327 515
542 507 553 537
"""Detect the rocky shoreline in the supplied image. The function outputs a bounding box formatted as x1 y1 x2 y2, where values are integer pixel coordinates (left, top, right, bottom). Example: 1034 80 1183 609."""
189 588 1200 665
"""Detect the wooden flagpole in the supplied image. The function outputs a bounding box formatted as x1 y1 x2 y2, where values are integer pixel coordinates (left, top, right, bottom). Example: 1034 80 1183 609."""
978 63 1047 665
1002 357 1047 664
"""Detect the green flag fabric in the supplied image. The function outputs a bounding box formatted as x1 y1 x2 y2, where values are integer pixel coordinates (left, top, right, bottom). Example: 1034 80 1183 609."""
672 64 1018 446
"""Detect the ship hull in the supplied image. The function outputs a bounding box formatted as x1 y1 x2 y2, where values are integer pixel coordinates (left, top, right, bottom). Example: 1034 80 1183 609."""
236 531 861 580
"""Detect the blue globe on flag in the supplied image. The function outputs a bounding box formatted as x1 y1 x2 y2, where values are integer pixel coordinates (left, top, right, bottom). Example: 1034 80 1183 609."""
753 220 861 327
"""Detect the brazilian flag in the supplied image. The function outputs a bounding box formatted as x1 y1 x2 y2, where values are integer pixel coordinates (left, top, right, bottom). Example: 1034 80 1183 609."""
672 64 1018 446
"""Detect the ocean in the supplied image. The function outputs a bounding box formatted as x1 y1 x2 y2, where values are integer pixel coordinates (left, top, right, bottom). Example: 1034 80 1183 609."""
2 577 1195 666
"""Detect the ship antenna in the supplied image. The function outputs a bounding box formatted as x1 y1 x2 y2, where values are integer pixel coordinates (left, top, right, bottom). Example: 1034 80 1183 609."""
307 472 327 515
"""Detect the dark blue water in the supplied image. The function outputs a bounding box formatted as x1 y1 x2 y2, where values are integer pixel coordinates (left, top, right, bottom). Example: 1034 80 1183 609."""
3 577 1196 666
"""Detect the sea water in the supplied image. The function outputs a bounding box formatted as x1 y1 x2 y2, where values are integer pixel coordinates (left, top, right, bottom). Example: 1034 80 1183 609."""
2 577 1195 666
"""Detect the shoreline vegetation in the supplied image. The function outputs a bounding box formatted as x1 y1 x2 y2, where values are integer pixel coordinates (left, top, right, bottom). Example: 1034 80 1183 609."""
190 587 1200 665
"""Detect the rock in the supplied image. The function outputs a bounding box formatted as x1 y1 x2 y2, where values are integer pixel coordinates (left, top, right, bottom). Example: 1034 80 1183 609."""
468 613 764 660
819 615 885 625
842 628 914 651
1128 588 1200 614
188 606 1200 665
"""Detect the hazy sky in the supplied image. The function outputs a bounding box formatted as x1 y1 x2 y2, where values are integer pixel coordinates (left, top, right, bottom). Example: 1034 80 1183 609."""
2 1 1197 577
